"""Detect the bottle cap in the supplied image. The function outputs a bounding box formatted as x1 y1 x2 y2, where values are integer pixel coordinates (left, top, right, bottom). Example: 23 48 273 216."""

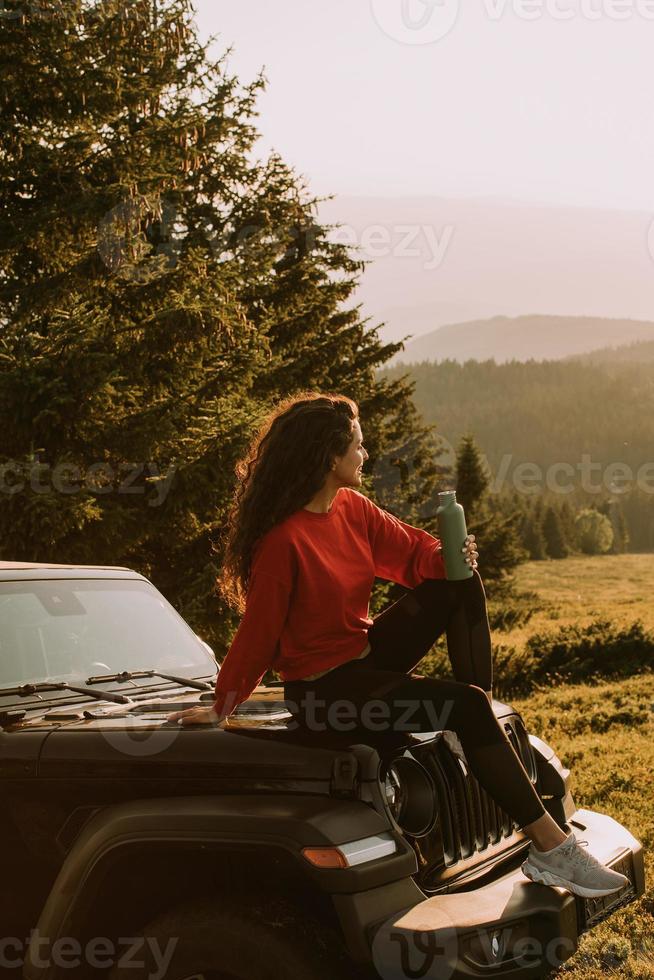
438 490 457 504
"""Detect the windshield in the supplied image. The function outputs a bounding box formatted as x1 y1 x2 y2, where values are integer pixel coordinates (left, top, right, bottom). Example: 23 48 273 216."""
0 578 216 689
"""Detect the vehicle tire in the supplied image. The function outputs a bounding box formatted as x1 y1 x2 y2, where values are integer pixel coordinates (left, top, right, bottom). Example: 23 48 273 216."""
105 893 369 980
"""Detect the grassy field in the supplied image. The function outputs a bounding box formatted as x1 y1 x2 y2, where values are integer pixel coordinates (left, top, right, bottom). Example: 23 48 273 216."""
502 554 654 654
514 674 653 979
420 553 653 976
502 555 653 978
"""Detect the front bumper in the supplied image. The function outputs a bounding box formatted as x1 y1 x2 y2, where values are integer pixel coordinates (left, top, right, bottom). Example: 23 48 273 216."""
339 807 645 978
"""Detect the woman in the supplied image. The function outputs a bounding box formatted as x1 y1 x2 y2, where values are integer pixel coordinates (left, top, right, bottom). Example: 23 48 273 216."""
168 392 627 899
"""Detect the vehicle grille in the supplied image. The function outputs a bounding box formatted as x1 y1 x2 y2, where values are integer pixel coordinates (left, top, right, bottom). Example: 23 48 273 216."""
436 743 516 862
411 716 540 867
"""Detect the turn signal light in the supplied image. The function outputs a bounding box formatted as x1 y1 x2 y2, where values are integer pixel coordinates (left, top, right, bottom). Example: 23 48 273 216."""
301 847 348 869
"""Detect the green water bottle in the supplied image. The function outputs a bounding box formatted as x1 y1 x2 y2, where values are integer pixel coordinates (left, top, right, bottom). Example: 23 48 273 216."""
436 490 473 580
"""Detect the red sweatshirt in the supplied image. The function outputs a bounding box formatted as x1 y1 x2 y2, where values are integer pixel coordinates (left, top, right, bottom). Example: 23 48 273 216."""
212 486 446 719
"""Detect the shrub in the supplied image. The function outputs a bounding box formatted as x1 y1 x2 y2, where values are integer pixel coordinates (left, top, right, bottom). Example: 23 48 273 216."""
487 589 539 631
494 619 654 698
575 508 614 555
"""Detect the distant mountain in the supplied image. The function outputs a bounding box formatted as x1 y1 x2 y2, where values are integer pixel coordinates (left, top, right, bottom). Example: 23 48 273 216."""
567 338 654 364
376 354 654 483
315 195 654 347
383 315 654 366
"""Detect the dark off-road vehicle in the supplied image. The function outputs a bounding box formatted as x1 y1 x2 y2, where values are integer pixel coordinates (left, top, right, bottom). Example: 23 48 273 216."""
0 562 645 980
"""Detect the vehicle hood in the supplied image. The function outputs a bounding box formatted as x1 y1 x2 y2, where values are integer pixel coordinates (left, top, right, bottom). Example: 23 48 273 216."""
1 686 397 782
2 685 521 783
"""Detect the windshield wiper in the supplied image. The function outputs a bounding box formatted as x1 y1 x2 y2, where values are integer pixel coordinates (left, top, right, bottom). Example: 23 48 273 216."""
85 670 213 691
0 681 133 704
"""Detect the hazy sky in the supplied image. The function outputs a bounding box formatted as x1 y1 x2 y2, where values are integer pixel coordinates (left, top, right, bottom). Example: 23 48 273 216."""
193 0 654 211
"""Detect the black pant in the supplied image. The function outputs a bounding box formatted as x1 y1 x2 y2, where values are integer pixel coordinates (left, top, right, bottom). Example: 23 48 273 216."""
283 571 546 828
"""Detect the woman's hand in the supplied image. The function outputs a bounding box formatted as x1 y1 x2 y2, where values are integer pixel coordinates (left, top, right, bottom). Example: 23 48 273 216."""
167 705 224 727
462 534 479 570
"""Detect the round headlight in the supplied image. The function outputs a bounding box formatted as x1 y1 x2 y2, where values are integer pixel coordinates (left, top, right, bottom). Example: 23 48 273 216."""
381 756 438 837
383 765 406 822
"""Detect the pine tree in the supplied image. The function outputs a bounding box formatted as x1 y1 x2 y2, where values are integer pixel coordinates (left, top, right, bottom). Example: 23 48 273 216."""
614 505 630 554
542 505 569 559
0 0 449 651
522 517 547 560
598 498 630 554
559 499 579 553
455 433 489 520
453 462 527 592
469 507 529 589
521 497 547 560
621 490 654 553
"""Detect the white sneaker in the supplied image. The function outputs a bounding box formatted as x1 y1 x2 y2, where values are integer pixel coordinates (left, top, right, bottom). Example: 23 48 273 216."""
521 831 630 898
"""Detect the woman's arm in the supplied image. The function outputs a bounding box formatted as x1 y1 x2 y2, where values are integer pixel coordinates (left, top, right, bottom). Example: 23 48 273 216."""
359 493 446 588
167 566 292 727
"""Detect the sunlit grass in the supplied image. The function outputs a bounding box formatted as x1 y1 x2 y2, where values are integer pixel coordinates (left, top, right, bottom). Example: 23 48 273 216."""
503 554 654 652
420 554 653 977
513 674 654 979
502 555 653 978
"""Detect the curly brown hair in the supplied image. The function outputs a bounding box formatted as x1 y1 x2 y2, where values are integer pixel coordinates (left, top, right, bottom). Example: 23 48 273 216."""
214 391 359 614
